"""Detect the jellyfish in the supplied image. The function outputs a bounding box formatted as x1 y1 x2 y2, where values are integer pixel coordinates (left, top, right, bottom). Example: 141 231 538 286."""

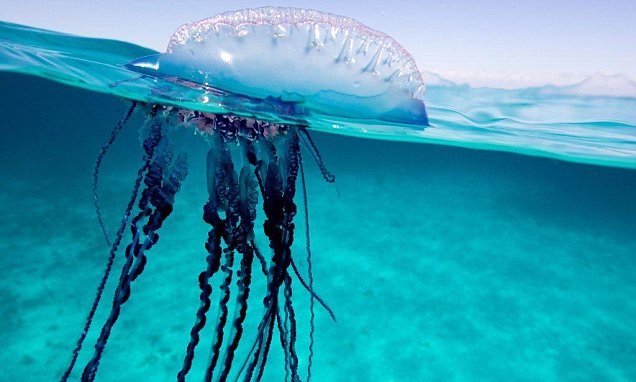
60 7 428 382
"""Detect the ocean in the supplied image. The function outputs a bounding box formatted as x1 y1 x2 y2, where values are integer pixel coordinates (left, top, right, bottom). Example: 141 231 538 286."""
1 20 635 382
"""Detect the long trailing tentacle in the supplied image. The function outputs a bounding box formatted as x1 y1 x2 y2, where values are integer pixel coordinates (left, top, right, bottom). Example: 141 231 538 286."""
93 101 137 247
81 120 188 382
218 160 260 381
283 274 300 382
288 259 336 323
204 246 236 382
276 306 291 382
230 240 270 381
178 140 227 382
177 195 223 382
254 306 277 382
81 122 164 382
233 320 265 382
300 149 316 382
204 143 241 382
248 129 302 382
60 102 140 382
239 153 285 382
250 165 287 381
299 150 316 381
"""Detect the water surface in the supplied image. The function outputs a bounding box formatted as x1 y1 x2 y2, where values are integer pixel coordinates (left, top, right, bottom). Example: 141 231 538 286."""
1 21 635 168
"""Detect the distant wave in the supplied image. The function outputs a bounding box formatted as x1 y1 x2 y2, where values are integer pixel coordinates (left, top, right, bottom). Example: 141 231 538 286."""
423 71 636 99
539 73 636 98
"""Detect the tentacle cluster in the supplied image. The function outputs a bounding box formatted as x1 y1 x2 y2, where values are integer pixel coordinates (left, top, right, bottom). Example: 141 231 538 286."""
62 109 189 382
176 107 307 382
62 104 336 382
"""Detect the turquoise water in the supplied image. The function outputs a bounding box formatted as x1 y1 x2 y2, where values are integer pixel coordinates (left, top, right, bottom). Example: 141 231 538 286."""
1 21 636 382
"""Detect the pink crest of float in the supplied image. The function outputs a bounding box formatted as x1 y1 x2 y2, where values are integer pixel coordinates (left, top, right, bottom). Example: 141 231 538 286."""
166 6 423 85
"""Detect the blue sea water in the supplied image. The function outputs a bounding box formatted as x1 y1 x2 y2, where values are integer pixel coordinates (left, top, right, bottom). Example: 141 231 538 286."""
1 21 636 382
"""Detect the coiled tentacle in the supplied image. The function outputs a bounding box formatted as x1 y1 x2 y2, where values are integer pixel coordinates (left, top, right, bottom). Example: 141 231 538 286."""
61 102 140 382
299 129 335 184
178 140 226 382
81 119 188 382
218 163 259 381
204 143 241 382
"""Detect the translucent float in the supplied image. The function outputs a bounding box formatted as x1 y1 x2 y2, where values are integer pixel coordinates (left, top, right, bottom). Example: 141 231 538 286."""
127 7 428 126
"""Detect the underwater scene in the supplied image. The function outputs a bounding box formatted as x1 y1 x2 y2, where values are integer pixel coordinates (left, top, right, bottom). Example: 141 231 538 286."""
1 6 636 382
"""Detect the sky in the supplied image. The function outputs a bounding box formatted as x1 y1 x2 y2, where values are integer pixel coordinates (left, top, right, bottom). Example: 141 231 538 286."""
2 0 635 88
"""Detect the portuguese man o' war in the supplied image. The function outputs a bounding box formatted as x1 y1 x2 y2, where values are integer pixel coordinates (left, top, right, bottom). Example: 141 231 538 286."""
60 7 428 382
127 6 428 126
